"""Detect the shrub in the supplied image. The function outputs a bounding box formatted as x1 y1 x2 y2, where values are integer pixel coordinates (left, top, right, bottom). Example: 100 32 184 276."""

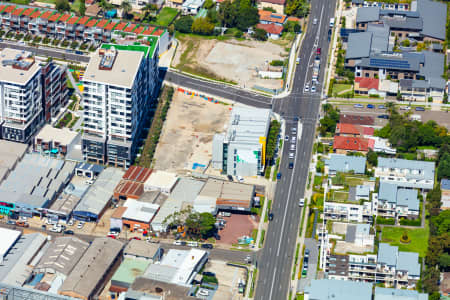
400 230 411 243
43 37 51 44
270 60 284 67
52 39 61 46
399 218 421 226
376 216 395 225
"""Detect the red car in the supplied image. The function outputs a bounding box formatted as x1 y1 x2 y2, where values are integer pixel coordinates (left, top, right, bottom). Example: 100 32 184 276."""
316 47 321 55
107 234 117 239
129 237 141 241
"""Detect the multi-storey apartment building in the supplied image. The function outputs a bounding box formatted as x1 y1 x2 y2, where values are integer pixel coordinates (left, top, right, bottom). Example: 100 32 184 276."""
0 48 68 143
324 198 375 223
326 243 421 289
82 42 159 168
377 182 420 219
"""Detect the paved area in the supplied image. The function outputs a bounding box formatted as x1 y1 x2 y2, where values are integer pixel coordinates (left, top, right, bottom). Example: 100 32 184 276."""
217 214 258 246
203 260 245 300
297 238 319 293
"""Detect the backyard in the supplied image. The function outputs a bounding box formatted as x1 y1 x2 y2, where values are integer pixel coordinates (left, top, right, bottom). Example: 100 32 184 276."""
155 7 178 26
381 221 429 257
332 83 352 96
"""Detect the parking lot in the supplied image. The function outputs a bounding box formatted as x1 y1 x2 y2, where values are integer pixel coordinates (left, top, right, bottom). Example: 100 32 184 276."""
202 260 246 300
217 214 258 246
297 238 318 293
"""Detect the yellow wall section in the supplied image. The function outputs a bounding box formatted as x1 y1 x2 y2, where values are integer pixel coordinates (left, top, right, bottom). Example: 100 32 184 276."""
259 136 266 166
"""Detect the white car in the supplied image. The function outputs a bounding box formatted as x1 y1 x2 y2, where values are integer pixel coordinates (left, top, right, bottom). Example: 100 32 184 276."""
313 18 317 25
311 86 316 93
289 152 294 159
77 222 84 229
173 240 183 246
108 231 119 237
290 144 296 151
67 219 74 226
299 198 305 207
20 216 27 221
237 176 244 183
50 226 62 233
304 85 310 93
187 241 198 247
291 136 296 143
198 289 209 297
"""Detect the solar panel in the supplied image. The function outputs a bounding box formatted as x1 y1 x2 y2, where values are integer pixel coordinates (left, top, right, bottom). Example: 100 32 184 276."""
271 15 282 19
369 58 410 69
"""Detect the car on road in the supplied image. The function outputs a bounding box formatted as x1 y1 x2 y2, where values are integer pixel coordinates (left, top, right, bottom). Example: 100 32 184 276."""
378 114 389 119
289 152 294 159
291 136 296 143
129 237 141 241
305 249 310 257
107 234 117 239
187 241 198 247
285 135 289 141
268 212 274 221
313 18 317 25
367 104 374 109
301 267 308 278
108 231 120 237
277 173 282 179
316 48 321 55
16 221 29 227
237 176 244 182
378 105 386 109
415 106 425 111
304 84 309 93
400 106 411 111
201 243 213 249
291 127 297 133
296 57 300 65
290 144 296 151
173 241 183 246
299 198 305 206
64 230 74 235
77 221 84 229
294 116 299 122
354 104 364 108
289 162 294 169
311 85 316 93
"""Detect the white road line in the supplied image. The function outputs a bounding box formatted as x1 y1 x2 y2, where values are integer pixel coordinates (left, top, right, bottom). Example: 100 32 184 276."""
269 267 277 299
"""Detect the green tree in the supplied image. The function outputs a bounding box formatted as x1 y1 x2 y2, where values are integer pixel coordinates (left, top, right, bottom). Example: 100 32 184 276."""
185 212 216 238
438 152 450 181
285 0 309 18
192 17 215 35
143 3 157 19
204 0 215 9
366 149 378 166
174 16 194 33
55 0 71 12
79 0 86 16
120 1 132 19
217 0 259 30
253 27 267 41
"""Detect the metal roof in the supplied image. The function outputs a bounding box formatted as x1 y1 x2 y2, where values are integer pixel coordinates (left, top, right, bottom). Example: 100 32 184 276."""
111 258 150 286
122 199 159 223
397 251 421 277
442 179 450 190
356 7 380 23
304 279 372 300
374 287 428 300
418 0 446 40
346 32 372 59
378 182 398 203
326 154 367 174
124 239 160 259
377 157 435 181
367 23 389 54
377 243 398 266
396 188 419 210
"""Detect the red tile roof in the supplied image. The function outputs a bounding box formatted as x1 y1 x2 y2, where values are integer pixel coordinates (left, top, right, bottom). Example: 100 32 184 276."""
142 26 155 35
22 8 34 16
336 123 360 135
30 10 41 18
67 16 79 24
256 23 283 35
115 22 127 31
333 136 369 152
355 77 379 90
258 0 286 4
49 13 60 22
96 19 108 28
134 26 144 34
77 16 89 25
59 14 71 22
85 19 97 27
104 21 116 30
12 8 24 16
258 10 287 24
368 138 375 149
362 127 374 136
40 11 52 19
4 5 15 14
153 29 164 36
123 166 152 183
124 24 136 32
86 0 95 4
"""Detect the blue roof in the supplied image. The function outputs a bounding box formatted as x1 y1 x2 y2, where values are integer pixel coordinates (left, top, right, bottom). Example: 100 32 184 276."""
356 7 380 23
326 154 367 174
375 287 428 300
356 223 371 236
305 279 372 300
377 157 435 181
346 32 372 59
378 182 398 203
397 251 421 277
396 188 419 211
442 179 450 190
377 243 398 266
356 185 370 197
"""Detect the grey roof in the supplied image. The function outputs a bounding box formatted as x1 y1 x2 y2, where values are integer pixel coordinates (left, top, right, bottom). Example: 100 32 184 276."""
168 178 204 204
131 277 195 300
378 157 435 181
326 154 367 174
367 23 389 53
383 17 423 30
346 32 372 59
356 185 370 197
356 7 380 23
396 188 419 210
442 179 450 190
144 264 178 283
380 9 420 18
358 52 422 72
352 0 363 4
124 239 160 259
59 238 123 299
419 51 445 86
397 251 421 276
74 167 124 216
124 290 162 300
431 43 443 50
400 79 429 89
346 224 357 243
34 237 89 276
417 0 446 40
304 279 372 300
375 287 428 300
378 182 398 203
356 223 371 236
377 243 398 266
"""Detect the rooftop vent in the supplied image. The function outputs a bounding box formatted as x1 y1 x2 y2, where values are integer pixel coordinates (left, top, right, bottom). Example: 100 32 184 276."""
2 51 35 71
98 46 117 70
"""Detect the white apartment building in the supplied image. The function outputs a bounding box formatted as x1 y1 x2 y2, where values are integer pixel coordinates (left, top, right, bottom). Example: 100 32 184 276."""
324 200 374 223
375 157 435 190
377 182 420 219
0 49 44 143
82 43 158 168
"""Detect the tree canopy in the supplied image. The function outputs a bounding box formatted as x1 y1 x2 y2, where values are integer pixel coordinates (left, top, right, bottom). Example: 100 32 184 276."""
185 212 216 238
285 0 309 18
55 0 71 12
319 104 340 135
175 16 194 33
218 0 259 31
192 17 215 35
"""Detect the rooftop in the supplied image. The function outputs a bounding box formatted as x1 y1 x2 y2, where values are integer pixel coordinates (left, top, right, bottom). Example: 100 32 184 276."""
346 32 372 59
144 170 178 192
356 6 380 23
442 179 450 190
258 10 287 23
417 0 446 40
256 23 283 35
111 258 150 286
131 277 195 300
123 166 152 183
0 48 41 85
377 157 435 181
36 124 79 146
374 287 428 300
340 114 374 125
124 239 160 259
377 243 398 266
355 77 379 90
304 279 372 300
0 228 21 260
397 251 421 277
333 136 369 152
122 199 160 223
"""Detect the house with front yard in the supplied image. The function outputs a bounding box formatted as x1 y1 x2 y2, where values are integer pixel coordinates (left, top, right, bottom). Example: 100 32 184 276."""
375 157 435 190
325 154 367 175
257 0 286 14
256 23 284 39
377 182 420 219
333 136 369 154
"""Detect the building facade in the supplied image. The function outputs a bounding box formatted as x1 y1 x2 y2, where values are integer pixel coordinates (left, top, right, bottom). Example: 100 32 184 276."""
82 43 158 168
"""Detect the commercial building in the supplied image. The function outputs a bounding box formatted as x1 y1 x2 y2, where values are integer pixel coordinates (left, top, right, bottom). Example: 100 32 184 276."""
121 199 160 232
123 239 162 261
34 125 79 158
59 238 123 300
0 140 28 186
114 166 152 200
143 249 208 286
325 154 367 175
73 167 124 222
144 170 178 194
47 193 80 221
82 44 158 168
0 283 74 300
110 258 150 294
212 107 271 177
375 157 435 189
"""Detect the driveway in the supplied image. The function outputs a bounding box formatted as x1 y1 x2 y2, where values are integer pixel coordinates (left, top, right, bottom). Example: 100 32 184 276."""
297 238 318 293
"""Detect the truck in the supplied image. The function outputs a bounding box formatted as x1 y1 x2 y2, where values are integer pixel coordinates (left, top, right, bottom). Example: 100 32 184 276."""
330 17 335 28
312 57 320 83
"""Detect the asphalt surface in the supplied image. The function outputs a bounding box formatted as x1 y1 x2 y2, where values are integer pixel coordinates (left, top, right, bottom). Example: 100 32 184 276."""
297 238 319 293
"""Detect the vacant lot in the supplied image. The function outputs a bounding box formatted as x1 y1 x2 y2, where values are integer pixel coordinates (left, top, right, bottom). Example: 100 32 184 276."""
218 214 258 246
173 36 290 89
381 221 429 257
153 90 230 174
155 7 178 26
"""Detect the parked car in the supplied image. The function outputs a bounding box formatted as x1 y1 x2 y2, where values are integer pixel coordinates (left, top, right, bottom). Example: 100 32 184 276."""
277 173 282 179
108 231 119 237
129 237 141 241
203 271 216 277
67 219 74 226
214 233 221 240
313 18 317 25
198 289 209 297
237 176 244 183
227 175 234 182
187 241 198 247
41 225 47 230
285 135 289 141
77 221 84 229
316 47 321 55
367 104 374 109
289 162 294 169
415 106 425 111
299 198 305 206
7 220 15 225
268 212 274 221
378 114 389 119
64 230 74 235
378 105 386 109
107 234 117 239
289 152 294 159
354 104 364 108
173 240 183 246
305 249 310 257
50 227 62 233
16 221 29 228
201 243 214 249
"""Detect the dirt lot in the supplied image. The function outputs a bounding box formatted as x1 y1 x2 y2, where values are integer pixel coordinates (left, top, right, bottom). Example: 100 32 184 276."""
217 214 258 246
153 90 231 174
203 260 246 300
173 36 292 89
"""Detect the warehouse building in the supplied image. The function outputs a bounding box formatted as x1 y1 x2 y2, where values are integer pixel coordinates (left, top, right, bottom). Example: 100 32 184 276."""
144 170 178 194
0 140 28 185
109 258 150 294
59 238 123 300
123 240 162 261
47 193 81 222
121 199 160 232
114 166 152 200
212 107 271 177
73 167 124 222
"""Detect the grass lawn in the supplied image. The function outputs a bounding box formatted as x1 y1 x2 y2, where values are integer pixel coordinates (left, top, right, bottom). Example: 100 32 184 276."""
9 0 31 4
345 176 370 186
332 84 352 95
381 221 429 257
332 191 349 202
155 7 178 26
71 0 82 13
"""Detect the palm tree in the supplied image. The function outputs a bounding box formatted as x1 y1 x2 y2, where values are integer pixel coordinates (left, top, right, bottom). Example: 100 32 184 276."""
120 0 132 19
